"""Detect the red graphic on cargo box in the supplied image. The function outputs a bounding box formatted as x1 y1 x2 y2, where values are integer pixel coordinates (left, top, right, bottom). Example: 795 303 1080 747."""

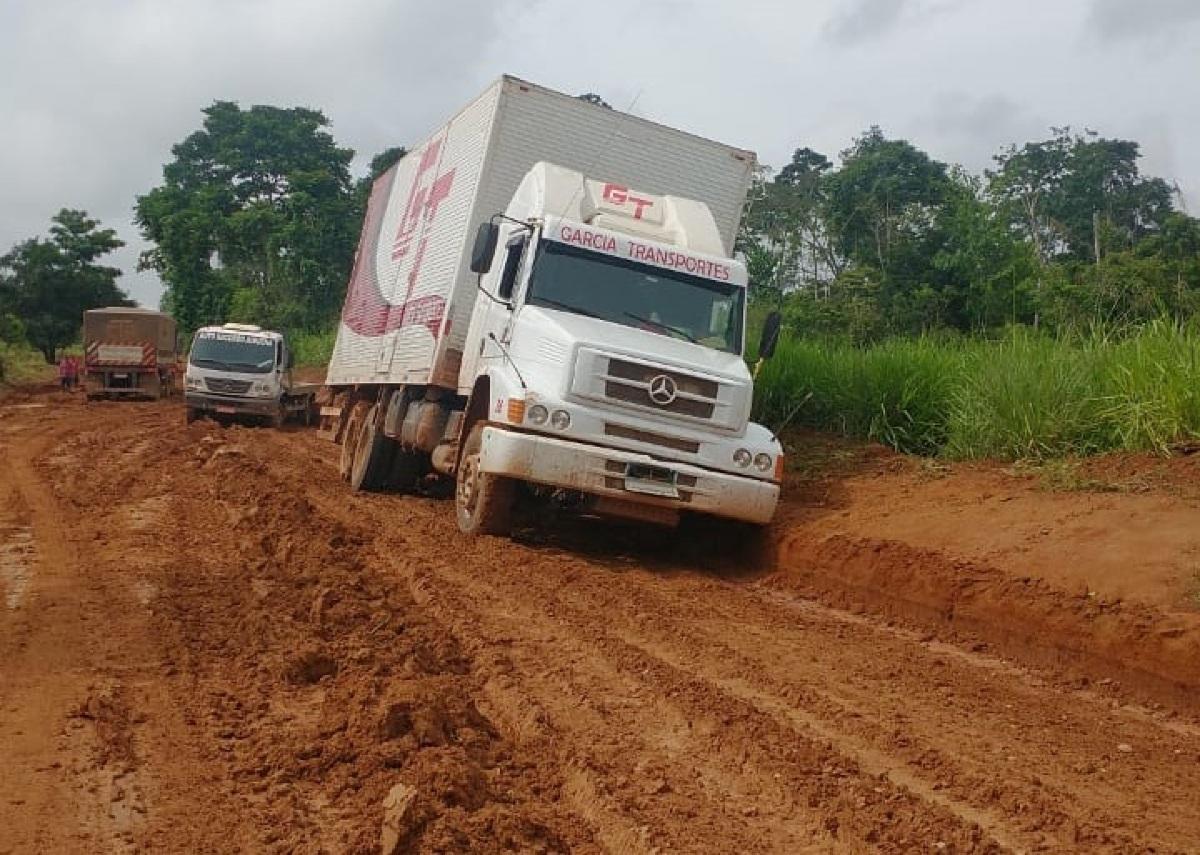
341 136 456 339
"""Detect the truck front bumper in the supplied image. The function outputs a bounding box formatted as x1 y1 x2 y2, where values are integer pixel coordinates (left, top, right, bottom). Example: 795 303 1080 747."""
477 426 779 525
185 392 278 417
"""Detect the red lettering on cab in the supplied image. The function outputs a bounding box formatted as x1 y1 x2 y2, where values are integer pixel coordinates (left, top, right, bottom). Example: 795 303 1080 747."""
602 182 655 220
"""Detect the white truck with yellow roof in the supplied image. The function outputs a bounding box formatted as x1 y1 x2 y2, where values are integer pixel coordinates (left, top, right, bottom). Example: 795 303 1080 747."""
326 76 782 535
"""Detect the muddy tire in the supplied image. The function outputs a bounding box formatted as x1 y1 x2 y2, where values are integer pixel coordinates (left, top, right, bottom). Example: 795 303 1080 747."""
185 406 200 424
388 448 425 494
270 402 287 429
455 424 514 536
338 403 367 481
349 404 393 492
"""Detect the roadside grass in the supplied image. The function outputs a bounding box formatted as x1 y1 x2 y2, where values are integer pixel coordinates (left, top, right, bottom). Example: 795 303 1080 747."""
755 320 1200 461
290 329 336 368
0 342 52 386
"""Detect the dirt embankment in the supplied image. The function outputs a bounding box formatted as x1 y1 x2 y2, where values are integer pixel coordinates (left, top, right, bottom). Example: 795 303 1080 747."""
1 398 1198 853
769 435 1200 707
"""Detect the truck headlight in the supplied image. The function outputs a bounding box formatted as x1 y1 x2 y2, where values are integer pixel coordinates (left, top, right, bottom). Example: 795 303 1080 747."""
527 404 549 425
550 409 571 430
753 453 773 472
733 448 752 468
253 382 272 396
185 375 204 390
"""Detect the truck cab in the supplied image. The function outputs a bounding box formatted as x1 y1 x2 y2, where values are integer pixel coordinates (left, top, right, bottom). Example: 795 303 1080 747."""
451 163 781 532
183 324 310 426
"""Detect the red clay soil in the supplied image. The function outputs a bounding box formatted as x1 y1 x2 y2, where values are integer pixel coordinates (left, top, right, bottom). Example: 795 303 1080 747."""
769 433 1200 706
0 400 1197 853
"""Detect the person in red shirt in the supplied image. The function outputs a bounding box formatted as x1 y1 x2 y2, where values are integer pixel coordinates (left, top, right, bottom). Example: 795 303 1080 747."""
66 356 80 391
57 355 72 391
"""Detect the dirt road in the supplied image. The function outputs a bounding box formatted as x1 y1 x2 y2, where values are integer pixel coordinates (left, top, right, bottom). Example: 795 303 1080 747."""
1 392 1197 853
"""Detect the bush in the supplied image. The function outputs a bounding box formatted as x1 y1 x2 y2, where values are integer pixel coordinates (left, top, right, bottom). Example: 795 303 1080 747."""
290 328 336 367
754 321 1200 459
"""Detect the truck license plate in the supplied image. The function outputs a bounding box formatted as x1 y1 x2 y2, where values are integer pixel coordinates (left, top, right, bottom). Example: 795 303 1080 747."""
623 463 679 498
216 405 236 415
112 373 128 380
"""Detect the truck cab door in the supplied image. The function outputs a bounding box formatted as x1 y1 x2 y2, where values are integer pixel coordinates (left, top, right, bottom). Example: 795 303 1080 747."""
461 228 531 383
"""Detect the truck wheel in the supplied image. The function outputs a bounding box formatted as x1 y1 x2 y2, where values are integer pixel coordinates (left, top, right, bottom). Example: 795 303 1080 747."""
455 424 514 536
388 448 425 493
185 406 200 424
270 402 287 429
349 405 393 492
339 403 368 481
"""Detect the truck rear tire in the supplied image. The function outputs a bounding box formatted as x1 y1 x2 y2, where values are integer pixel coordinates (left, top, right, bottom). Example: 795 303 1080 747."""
388 448 425 493
339 403 367 481
349 404 393 492
455 424 514 536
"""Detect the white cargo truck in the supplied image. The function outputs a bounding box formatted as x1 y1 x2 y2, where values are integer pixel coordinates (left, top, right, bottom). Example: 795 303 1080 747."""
327 76 783 535
183 324 318 427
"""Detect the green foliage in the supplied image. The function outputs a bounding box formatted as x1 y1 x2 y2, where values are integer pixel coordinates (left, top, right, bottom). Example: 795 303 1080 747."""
135 101 362 334
290 328 336 367
740 124 1199 343
755 323 1200 460
0 340 50 386
0 209 130 362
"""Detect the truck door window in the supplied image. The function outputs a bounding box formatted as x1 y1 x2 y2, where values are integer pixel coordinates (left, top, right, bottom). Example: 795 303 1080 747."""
497 234 527 301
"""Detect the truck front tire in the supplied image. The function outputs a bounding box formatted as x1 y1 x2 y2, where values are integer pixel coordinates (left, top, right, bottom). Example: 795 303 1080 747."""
455 424 514 536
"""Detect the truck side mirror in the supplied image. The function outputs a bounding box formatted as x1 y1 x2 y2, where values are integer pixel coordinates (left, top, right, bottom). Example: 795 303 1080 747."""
469 222 499 274
758 311 782 360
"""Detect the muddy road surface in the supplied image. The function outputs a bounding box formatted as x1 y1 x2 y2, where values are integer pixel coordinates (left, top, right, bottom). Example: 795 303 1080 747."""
1 392 1197 853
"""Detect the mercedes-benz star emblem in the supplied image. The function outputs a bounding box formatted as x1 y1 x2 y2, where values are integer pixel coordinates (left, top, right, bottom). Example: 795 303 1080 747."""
647 374 678 406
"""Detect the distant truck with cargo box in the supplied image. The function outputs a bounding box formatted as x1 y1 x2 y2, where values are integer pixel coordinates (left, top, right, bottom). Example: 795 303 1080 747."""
326 75 784 535
83 307 178 400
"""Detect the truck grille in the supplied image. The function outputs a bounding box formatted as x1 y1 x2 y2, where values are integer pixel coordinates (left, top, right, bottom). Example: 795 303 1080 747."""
604 359 717 418
205 377 252 395
571 348 750 432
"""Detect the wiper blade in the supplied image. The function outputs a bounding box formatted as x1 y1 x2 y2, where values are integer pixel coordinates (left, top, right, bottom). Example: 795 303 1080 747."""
193 357 232 370
623 312 697 343
532 297 602 319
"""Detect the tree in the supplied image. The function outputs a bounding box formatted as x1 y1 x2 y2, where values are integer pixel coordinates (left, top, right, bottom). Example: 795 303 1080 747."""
741 148 843 303
366 146 408 182
0 209 130 362
988 128 1175 264
823 127 952 275
135 101 360 333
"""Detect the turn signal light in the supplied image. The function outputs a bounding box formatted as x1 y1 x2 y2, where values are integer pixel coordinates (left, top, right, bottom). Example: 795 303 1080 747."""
774 453 786 482
506 398 526 423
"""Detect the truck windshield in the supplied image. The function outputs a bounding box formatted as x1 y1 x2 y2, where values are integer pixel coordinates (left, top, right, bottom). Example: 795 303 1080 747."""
525 241 744 354
189 333 276 374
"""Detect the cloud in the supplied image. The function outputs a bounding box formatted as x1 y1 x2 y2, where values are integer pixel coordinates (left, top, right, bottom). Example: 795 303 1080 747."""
1087 0 1200 42
914 92 1050 172
1 0 1198 309
0 0 509 307
824 0 910 45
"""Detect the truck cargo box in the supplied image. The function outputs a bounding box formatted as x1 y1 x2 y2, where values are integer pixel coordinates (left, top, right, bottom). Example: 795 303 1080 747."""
327 75 756 389
83 307 177 365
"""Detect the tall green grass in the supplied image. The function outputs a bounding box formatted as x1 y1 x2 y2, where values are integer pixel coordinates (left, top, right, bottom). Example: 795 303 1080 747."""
290 329 336 367
754 320 1200 459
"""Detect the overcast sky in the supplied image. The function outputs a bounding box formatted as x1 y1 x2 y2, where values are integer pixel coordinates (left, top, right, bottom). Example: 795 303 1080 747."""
2 0 1198 307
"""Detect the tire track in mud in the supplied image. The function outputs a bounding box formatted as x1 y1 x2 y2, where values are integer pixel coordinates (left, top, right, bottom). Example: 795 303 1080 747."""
270 426 1200 853
5 398 1200 853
